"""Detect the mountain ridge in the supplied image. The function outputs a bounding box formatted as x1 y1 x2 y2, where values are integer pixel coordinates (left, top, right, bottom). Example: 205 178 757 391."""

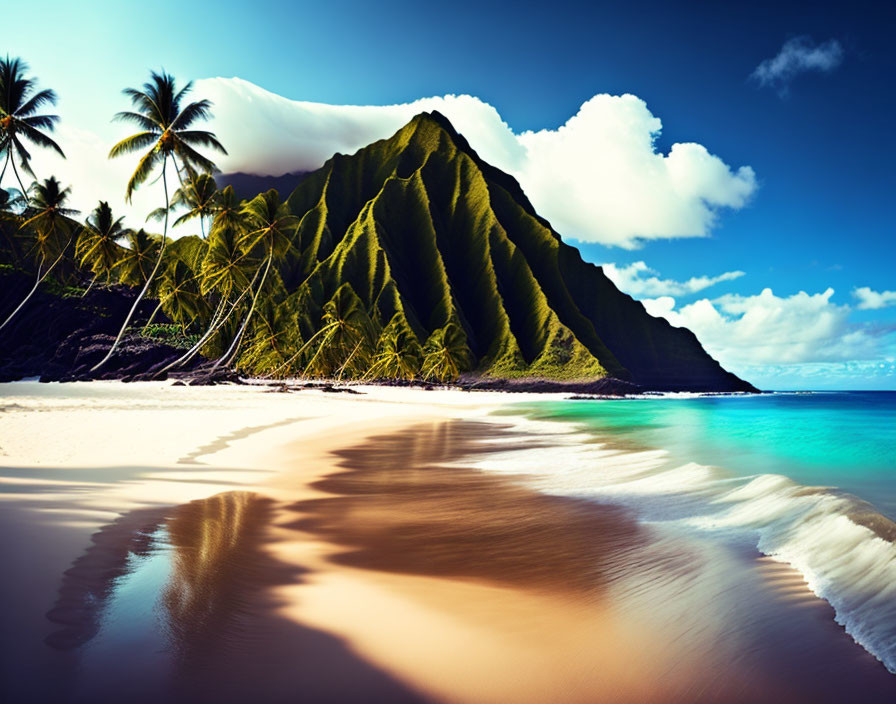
269 111 755 391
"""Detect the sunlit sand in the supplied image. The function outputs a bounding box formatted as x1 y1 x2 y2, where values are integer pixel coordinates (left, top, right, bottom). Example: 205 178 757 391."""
1 381 894 703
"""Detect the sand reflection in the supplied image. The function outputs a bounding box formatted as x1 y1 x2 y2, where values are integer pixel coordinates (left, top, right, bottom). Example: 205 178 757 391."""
291 420 647 594
40 490 423 703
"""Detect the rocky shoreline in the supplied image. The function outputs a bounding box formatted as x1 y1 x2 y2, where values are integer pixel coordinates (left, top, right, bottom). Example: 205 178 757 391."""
0 269 748 395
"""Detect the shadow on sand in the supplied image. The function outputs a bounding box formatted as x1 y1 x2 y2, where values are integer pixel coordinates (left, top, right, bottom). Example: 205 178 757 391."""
33 491 424 704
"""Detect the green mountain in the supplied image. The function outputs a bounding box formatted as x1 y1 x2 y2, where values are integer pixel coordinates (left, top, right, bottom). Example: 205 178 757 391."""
274 111 754 391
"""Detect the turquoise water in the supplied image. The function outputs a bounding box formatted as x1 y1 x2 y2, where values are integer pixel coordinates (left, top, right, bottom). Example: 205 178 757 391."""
484 391 896 673
514 391 896 520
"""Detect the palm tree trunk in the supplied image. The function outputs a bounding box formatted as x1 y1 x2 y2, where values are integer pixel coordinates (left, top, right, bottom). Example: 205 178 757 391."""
91 155 170 372
157 263 263 374
161 296 228 371
0 151 10 188
212 251 273 371
10 154 30 205
262 320 338 379
0 249 65 332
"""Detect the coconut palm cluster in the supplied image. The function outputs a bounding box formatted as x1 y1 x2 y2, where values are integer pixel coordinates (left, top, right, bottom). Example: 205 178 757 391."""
0 57 470 382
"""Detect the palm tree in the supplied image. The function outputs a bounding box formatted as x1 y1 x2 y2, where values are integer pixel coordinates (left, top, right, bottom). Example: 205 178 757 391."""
149 171 219 237
76 201 126 289
0 187 27 265
152 258 206 331
116 228 161 289
366 312 422 380
208 185 241 232
302 284 375 379
155 196 254 374
239 297 303 376
0 177 77 331
420 322 472 382
0 57 65 199
92 70 226 372
212 189 297 370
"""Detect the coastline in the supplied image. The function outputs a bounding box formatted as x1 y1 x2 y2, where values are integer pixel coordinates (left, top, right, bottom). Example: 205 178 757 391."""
1 381 894 703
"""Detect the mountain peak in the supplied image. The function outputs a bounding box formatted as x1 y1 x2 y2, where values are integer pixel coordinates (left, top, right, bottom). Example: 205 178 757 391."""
409 109 461 135
276 115 756 391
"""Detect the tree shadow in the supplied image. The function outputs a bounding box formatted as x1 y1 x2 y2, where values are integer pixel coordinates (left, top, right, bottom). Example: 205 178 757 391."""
35 491 425 703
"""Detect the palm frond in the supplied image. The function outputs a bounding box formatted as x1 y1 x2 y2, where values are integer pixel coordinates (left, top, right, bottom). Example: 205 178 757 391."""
108 131 158 159
124 149 163 202
123 88 163 123
17 121 65 157
112 111 160 131
12 136 34 176
171 100 212 130
15 88 57 117
177 129 227 154
174 140 219 173
21 114 59 130
172 80 194 108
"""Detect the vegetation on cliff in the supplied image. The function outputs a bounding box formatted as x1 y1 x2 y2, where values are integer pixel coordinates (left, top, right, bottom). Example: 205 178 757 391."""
0 56 755 391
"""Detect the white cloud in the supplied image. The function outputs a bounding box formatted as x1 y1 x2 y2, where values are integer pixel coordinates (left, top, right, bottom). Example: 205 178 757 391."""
602 260 744 298
8 78 757 248
22 123 199 237
752 37 844 94
197 78 758 248
853 286 896 310
9 79 758 248
644 287 893 370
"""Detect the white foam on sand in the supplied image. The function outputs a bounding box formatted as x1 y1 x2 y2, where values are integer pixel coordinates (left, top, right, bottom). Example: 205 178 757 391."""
461 411 896 674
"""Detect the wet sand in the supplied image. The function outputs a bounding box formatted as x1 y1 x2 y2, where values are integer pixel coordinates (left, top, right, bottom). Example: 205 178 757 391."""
1 382 895 703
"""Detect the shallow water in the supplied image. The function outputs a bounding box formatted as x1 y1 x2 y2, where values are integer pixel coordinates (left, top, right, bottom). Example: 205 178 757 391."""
1 385 895 703
491 391 896 675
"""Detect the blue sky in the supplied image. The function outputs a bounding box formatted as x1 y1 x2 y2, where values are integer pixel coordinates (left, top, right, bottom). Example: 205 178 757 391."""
5 0 895 389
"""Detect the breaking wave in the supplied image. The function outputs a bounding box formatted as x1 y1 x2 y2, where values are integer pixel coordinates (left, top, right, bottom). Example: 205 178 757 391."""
463 415 896 674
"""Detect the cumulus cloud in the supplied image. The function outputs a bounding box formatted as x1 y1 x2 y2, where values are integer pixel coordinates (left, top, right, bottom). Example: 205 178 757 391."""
13 78 758 247
602 260 744 298
853 286 896 310
752 37 844 94
196 78 757 248
643 288 894 374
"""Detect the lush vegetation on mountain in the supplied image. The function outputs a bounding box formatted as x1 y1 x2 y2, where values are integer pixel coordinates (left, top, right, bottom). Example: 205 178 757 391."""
0 57 753 390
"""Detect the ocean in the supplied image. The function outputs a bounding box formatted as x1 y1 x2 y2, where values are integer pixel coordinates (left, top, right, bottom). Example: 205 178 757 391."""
485 391 896 675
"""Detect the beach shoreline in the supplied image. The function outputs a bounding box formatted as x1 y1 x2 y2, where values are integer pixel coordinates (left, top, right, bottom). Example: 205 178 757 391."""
1 381 894 703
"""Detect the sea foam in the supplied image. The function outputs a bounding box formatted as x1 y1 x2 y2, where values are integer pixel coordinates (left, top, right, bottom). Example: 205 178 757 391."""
459 413 896 674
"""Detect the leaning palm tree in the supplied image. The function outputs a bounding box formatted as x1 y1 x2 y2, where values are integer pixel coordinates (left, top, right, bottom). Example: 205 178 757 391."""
302 284 376 379
0 177 77 332
151 257 206 332
76 201 126 290
420 322 472 382
91 70 226 372
0 187 27 265
149 171 219 237
116 228 161 289
365 312 423 380
155 202 254 374
211 190 297 370
0 57 65 199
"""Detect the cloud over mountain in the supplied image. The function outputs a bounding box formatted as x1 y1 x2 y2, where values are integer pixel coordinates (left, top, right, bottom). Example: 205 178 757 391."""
196 78 757 249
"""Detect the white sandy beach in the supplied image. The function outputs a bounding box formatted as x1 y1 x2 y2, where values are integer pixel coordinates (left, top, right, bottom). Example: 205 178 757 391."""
2 380 894 704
